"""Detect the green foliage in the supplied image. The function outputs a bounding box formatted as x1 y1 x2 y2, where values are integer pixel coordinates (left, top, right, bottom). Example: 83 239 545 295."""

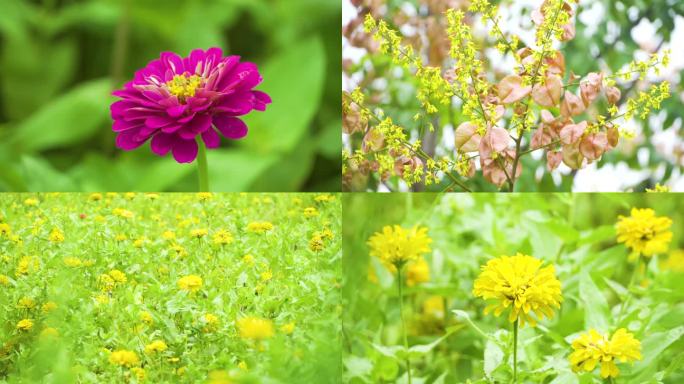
0 0 341 192
343 193 684 383
0 193 342 383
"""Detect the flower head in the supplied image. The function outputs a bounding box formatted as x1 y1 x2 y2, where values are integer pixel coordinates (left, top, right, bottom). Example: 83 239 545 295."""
178 275 203 293
246 221 274 233
473 254 562 327
111 48 271 163
16 318 34 332
109 349 140 367
48 228 65 243
144 340 168 355
212 229 233 245
616 208 672 258
237 316 274 341
367 225 432 266
569 328 641 378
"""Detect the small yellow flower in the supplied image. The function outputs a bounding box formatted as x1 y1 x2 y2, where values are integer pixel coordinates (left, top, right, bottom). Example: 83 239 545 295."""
190 228 208 238
178 275 203 293
238 361 248 371
616 208 672 258
645 183 670 192
140 311 153 325
133 238 146 248
17 296 36 309
212 229 234 245
16 318 34 332
246 221 274 234
162 230 176 240
109 350 140 367
40 327 59 339
170 244 187 258
303 207 319 218
115 234 128 242
145 193 159 200
63 257 83 267
237 317 274 341
473 254 562 327
314 194 335 203
109 269 127 283
144 340 168 355
0 223 11 236
405 257 430 287
95 294 110 304
0 274 9 286
569 328 641 378
113 208 134 219
197 192 213 201
131 367 146 381
16 256 40 276
176 366 187 376
48 228 65 243
203 313 220 332
260 270 273 282
41 301 57 313
309 235 324 252
124 192 137 200
98 274 115 292
422 296 445 319
24 198 39 206
661 249 684 273
242 254 255 265
280 322 295 335
367 225 432 266
89 193 103 201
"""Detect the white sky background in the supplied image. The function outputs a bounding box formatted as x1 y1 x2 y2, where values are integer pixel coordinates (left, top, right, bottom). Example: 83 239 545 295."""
342 0 684 192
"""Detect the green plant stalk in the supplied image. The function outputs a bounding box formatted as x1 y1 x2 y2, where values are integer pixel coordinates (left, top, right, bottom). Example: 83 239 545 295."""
196 137 209 192
616 255 645 327
397 265 412 384
513 318 519 383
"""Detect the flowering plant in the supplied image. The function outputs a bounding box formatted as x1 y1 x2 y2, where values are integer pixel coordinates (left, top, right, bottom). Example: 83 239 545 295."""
343 0 671 191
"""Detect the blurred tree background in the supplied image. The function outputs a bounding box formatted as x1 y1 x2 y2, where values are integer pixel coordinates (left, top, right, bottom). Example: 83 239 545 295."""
342 0 684 192
0 0 341 192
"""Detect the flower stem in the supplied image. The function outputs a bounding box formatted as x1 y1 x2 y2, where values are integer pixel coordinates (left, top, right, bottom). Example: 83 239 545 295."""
397 266 412 384
513 318 519 383
196 137 209 192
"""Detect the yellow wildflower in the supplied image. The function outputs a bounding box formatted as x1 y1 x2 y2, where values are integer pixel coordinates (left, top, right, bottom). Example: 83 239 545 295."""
113 208 134 219
422 296 445 319
661 249 684 273
16 318 34 331
63 257 82 267
140 311 153 325
303 207 319 218
367 225 432 266
406 257 430 287
280 322 295 335
190 228 208 238
569 328 641 378
170 244 187 258
98 274 115 292
0 274 9 285
109 350 140 367
197 192 213 201
203 313 220 332
109 269 127 283
314 194 335 203
40 327 59 339
48 228 65 243
144 340 168 354
178 275 203 293
260 270 273 282
133 238 145 248
645 183 670 192
89 193 103 201
242 254 255 265
246 221 274 233
0 223 11 236
24 198 39 206
162 230 176 240
237 317 274 341
131 367 146 381
41 301 57 313
16 256 40 276
17 297 36 309
616 208 672 258
309 235 324 252
212 229 233 245
238 361 248 371
473 254 562 327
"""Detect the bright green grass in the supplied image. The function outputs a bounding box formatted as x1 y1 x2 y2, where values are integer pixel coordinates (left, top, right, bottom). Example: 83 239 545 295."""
0 193 341 383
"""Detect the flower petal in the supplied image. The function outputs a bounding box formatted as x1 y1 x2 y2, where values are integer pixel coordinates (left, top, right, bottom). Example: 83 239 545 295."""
172 139 198 163
150 133 174 156
202 129 221 149
213 115 248 139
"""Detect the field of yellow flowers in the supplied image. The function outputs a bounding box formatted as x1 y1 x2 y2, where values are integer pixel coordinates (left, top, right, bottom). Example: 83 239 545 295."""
343 193 684 383
0 193 341 383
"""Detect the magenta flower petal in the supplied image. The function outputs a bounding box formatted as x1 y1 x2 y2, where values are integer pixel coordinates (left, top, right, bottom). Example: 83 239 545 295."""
110 47 270 163
213 114 248 139
202 129 221 148
172 139 198 163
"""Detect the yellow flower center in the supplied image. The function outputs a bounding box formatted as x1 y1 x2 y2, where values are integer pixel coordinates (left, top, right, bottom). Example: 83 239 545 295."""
166 74 202 101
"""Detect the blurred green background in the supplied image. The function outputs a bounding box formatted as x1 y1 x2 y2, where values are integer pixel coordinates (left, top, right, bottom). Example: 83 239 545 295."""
342 193 684 383
0 0 341 192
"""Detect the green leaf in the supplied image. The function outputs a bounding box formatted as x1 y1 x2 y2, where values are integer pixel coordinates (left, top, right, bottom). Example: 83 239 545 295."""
207 149 279 191
579 270 610 330
19 155 76 191
407 329 455 358
239 37 325 153
343 356 373 379
9 78 112 152
484 331 505 379
634 326 684 374
318 119 342 159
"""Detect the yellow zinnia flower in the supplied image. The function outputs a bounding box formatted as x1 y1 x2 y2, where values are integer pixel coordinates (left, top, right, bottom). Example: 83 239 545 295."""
48 228 65 243
246 221 274 233
616 208 672 258
16 318 34 331
569 328 641 378
109 349 140 367
237 316 274 341
212 229 233 245
367 225 432 266
406 257 430 287
473 254 562 327
144 340 168 354
178 275 203 293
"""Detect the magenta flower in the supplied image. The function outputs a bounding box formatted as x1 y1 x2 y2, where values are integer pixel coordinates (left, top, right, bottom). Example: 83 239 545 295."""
110 48 271 163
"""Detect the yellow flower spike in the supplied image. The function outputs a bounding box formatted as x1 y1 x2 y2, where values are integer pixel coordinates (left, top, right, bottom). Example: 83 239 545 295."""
569 328 641 378
473 254 562 327
367 225 432 267
616 208 672 258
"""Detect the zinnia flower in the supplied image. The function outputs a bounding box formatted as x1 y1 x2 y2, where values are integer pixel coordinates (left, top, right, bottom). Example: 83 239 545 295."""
616 208 672 258
367 225 432 266
569 328 641 378
16 318 34 332
144 340 168 355
111 48 271 163
473 254 562 327
237 316 274 341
